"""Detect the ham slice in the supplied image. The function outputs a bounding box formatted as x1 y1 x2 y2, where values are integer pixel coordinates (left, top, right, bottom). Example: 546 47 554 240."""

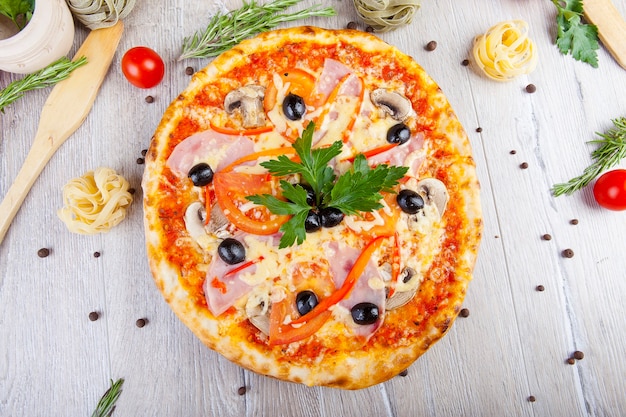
166 129 255 177
325 241 386 340
366 132 425 175
312 58 352 104
203 252 256 317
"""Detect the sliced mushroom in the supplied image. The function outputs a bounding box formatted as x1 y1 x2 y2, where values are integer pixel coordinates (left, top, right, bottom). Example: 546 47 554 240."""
417 178 449 218
246 290 271 335
224 85 266 128
386 267 418 310
370 89 412 122
184 202 207 240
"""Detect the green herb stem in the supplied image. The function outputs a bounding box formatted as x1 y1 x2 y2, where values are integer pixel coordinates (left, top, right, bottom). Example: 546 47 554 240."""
0 56 88 113
552 117 626 196
549 0 599 67
179 0 336 60
91 378 124 417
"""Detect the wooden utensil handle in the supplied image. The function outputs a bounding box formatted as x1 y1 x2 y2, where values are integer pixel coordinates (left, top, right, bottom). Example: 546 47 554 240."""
0 21 124 246
584 0 626 69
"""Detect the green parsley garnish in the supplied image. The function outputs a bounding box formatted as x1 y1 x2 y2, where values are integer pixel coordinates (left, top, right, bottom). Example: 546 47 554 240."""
550 0 600 67
247 123 408 248
0 0 34 30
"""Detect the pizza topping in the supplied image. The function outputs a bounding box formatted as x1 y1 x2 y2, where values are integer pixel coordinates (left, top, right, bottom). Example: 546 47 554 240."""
386 123 411 145
319 207 344 228
184 202 208 240
386 267 418 310
224 85 267 129
396 189 425 214
166 129 255 177
310 59 352 105
282 93 307 121
350 302 380 325
370 89 412 122
304 210 322 233
416 178 449 217
188 163 214 187
296 291 319 316
217 238 246 264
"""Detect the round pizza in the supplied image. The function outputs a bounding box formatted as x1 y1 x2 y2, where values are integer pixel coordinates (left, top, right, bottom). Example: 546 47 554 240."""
142 26 482 389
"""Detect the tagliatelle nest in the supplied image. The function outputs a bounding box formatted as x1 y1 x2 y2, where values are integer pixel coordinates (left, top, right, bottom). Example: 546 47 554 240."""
352 0 421 33
65 0 136 30
58 167 133 234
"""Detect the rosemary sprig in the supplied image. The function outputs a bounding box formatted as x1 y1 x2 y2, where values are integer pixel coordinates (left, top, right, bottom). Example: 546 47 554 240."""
179 0 336 60
552 117 626 196
91 378 124 417
0 56 88 113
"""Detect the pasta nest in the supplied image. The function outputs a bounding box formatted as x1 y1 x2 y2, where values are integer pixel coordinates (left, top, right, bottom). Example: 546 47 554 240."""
58 167 133 234
472 20 538 81
65 0 136 30
352 0 421 33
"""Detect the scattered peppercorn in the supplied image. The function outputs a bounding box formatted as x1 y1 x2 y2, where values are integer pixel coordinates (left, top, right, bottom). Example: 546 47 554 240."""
128 188 136 195
528 395 536 402
494 235 500 239
141 149 148 156
185 66 194 75
425 40 437 51
476 127 483 133
93 251 101 258
461 59 470 66
89 311 100 321
525 84 537 93
136 157 145 165
136 318 147 328
459 308 470 318
567 358 576 365
510 150 517 155
37 248 50 258
145 95 154 103
520 162 529 169
365 26 374 33
237 386 247 395
536 285 545 292
562 249 575 258
542 234 552 241
570 219 579 225
399 369 409 377
347 21 357 30
573 350 585 360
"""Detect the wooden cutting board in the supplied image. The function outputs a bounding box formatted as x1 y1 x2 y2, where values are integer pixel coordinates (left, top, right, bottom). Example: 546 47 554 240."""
584 0 626 69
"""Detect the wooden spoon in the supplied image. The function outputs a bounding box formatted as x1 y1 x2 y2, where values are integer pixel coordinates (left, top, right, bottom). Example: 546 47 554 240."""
0 21 124 245
584 0 626 69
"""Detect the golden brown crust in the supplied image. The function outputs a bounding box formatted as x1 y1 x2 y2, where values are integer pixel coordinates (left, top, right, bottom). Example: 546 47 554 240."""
142 26 482 389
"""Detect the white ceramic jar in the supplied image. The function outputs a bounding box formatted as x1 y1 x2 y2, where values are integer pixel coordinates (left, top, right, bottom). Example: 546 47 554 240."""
0 0 75 74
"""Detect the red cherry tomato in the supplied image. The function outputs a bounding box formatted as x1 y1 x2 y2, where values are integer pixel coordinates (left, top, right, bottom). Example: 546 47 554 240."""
593 169 626 211
121 46 165 88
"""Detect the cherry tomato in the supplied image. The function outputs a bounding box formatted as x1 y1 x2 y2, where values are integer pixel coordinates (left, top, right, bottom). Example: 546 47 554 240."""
121 46 165 88
593 169 626 211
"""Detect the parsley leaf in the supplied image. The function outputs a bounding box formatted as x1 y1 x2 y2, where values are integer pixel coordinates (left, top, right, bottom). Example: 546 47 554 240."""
0 0 34 30
248 123 408 247
551 0 599 67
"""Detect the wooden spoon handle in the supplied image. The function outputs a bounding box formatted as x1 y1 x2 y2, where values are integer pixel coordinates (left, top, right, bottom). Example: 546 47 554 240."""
584 0 626 69
0 21 124 245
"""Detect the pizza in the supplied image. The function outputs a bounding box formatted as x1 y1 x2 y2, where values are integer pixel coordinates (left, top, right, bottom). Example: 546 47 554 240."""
142 26 482 389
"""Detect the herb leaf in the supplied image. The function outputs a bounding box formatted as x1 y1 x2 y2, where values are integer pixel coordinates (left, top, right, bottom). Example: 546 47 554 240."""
0 56 88 113
248 123 408 247
0 0 34 29
552 117 626 196
179 0 336 60
550 0 599 67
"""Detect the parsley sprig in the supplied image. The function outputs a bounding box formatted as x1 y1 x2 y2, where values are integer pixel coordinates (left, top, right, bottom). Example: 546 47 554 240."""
550 0 600 67
552 117 626 196
247 123 408 248
0 0 34 30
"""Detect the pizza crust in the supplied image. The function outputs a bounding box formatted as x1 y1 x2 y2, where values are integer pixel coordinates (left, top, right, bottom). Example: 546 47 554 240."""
143 26 482 389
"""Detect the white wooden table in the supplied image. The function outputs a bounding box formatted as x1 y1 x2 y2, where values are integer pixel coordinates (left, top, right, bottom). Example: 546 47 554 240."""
2 1 626 416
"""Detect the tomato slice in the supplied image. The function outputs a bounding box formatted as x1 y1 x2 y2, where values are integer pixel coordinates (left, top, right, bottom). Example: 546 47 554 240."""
213 171 289 235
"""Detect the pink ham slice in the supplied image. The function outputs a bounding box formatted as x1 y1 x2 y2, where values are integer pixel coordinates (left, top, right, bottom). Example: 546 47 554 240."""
166 129 255 177
366 132 425 174
203 252 256 317
325 241 386 340
312 58 352 104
